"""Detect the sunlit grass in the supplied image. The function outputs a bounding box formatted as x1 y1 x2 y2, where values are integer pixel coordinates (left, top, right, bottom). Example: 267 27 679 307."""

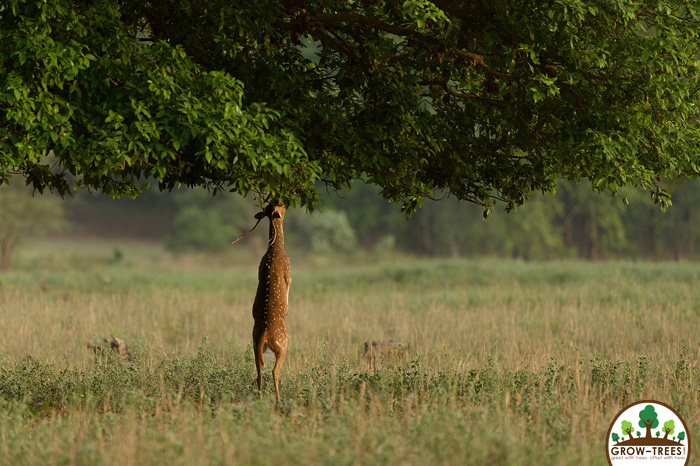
1 240 699 465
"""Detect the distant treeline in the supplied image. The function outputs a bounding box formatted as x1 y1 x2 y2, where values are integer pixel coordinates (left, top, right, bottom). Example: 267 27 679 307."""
64 179 700 260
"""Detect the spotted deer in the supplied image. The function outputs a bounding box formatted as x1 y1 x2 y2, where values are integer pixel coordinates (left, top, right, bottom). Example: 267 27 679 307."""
246 202 291 402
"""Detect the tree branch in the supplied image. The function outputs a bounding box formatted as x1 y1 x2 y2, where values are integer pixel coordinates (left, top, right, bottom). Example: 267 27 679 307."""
309 12 493 73
418 80 502 108
315 30 361 61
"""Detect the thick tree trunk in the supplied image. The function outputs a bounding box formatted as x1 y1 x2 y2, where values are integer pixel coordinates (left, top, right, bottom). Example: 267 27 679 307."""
419 215 432 255
0 238 13 271
589 215 599 260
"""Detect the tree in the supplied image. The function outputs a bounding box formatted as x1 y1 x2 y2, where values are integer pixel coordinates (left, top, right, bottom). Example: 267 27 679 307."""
0 182 67 270
662 419 675 440
557 182 633 259
164 188 257 252
621 420 635 441
678 432 686 442
656 431 661 438
2 1 700 213
638 405 659 438
293 208 358 256
636 432 641 438
611 433 620 444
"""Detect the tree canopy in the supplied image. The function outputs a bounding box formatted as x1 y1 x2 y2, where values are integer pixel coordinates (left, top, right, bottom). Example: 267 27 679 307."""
2 0 700 212
638 404 659 437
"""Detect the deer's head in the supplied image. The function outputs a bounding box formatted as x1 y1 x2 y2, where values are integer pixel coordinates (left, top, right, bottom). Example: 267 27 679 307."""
255 202 286 222
232 202 287 246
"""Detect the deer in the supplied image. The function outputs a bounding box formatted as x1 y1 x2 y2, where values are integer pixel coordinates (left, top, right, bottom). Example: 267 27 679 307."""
233 202 291 403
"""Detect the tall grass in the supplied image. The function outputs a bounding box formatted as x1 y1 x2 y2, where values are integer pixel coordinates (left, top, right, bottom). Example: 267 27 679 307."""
1 240 699 465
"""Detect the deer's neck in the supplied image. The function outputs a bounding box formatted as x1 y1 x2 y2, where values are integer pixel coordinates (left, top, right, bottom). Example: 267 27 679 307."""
268 219 285 251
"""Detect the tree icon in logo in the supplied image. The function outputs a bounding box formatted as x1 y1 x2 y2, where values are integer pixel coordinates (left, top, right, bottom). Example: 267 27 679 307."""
621 420 635 441
663 420 676 440
638 404 659 438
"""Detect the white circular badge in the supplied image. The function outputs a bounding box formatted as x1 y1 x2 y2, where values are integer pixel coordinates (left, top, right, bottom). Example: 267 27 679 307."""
606 400 690 466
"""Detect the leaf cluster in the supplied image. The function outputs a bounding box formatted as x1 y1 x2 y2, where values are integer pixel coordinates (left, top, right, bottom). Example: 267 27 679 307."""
1 0 318 205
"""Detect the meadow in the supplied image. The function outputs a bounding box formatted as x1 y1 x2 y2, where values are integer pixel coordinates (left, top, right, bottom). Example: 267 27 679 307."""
1 240 699 465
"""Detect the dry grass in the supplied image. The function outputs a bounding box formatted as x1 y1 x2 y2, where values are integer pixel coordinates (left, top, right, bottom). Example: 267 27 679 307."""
1 239 699 465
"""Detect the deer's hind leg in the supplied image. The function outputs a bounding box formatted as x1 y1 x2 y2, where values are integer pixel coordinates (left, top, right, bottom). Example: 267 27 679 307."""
253 328 266 391
272 347 286 403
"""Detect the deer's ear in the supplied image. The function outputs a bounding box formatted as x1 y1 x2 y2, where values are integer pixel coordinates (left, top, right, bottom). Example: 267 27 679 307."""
254 211 265 219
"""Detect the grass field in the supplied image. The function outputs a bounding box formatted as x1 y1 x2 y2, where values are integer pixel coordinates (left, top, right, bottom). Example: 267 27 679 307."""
1 240 699 465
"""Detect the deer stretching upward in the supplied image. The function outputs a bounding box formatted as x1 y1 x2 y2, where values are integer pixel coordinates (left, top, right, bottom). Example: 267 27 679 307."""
251 203 290 402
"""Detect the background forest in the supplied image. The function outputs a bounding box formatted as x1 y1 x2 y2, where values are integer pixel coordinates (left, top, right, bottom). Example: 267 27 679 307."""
5 178 700 265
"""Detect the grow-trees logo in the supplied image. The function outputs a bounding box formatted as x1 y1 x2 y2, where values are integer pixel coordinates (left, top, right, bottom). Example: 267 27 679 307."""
607 400 690 465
